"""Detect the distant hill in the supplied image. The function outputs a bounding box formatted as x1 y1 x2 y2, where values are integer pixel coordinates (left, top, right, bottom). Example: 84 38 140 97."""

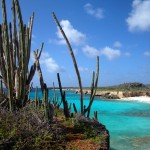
118 82 149 89
99 82 150 91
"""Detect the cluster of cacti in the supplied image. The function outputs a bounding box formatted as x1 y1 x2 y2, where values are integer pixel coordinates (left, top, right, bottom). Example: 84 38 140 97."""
52 13 99 119
33 48 54 122
0 0 40 111
0 0 100 122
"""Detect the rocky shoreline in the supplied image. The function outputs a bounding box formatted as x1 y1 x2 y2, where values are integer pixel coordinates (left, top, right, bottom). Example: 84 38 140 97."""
68 89 150 99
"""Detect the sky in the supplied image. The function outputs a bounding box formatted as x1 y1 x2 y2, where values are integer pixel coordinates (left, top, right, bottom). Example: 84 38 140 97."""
1 0 150 87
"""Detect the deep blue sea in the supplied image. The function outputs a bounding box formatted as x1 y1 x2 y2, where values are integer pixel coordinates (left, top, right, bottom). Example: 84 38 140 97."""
30 89 150 150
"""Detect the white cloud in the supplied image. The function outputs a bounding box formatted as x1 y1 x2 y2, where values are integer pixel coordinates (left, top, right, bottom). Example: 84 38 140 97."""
113 41 122 48
124 52 131 57
40 52 65 73
126 0 150 32
79 67 91 72
82 45 121 60
84 3 104 19
56 20 86 46
144 51 150 56
82 45 100 58
100 47 121 60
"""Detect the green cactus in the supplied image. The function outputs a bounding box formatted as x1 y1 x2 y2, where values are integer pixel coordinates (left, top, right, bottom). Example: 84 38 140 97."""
0 0 40 111
1 0 13 111
33 47 54 122
33 43 45 93
43 84 53 123
52 12 99 117
35 86 38 108
43 84 48 121
52 12 84 114
0 79 3 92
93 111 98 121
37 96 40 109
84 56 99 117
57 73 70 118
73 103 77 113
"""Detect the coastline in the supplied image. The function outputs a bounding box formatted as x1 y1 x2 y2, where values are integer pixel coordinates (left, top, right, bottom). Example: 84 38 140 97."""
68 88 150 104
118 96 150 103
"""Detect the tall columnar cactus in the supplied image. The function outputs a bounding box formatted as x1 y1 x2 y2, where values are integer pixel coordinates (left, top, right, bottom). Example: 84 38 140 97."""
33 47 54 122
35 86 38 108
33 43 45 93
52 82 62 108
52 12 84 114
52 12 99 117
0 0 41 111
57 73 70 118
93 111 98 121
72 56 99 117
0 79 3 92
43 83 53 123
84 56 99 117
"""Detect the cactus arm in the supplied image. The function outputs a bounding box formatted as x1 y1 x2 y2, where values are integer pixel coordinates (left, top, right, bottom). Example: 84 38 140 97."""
14 0 24 70
26 63 36 85
57 73 70 118
0 25 7 86
25 26 29 73
91 56 99 99
34 46 44 93
84 56 99 117
2 0 13 111
93 111 98 121
52 12 84 114
15 69 19 99
35 86 38 108
9 23 15 88
14 0 27 105
34 52 44 92
73 103 77 113
37 42 44 59
27 12 34 64
90 71 95 100
57 73 63 98
12 0 17 67
0 79 3 93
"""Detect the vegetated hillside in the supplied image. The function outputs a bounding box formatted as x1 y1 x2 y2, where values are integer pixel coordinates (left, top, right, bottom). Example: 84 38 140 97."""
99 82 150 91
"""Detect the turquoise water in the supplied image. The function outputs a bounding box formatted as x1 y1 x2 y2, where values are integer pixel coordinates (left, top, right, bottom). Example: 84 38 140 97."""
30 90 150 150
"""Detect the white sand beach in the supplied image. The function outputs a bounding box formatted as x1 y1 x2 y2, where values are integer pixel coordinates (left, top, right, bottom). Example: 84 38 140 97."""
119 96 150 103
